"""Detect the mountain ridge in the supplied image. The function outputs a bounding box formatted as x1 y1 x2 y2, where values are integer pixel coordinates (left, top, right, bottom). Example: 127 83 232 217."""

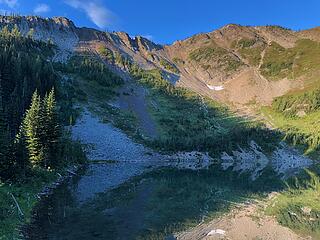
2 15 320 108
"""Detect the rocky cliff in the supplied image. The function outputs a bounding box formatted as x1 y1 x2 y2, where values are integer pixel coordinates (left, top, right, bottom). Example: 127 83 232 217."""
2 15 320 108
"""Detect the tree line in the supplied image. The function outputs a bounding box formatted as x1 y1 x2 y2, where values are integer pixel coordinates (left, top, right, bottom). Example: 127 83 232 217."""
0 24 85 181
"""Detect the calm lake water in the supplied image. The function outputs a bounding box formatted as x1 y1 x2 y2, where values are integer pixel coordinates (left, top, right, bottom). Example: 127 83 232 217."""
24 165 280 240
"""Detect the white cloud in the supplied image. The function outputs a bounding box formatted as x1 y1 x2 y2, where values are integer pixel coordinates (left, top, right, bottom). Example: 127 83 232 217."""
65 0 115 29
34 3 50 14
0 0 18 8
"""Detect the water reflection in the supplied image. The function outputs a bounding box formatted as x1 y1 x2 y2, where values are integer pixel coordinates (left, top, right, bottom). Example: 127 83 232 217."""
24 166 282 240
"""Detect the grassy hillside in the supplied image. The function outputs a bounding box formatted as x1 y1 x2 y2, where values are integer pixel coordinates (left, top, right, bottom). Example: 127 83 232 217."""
233 38 266 66
259 85 320 237
260 39 320 80
120 59 280 154
265 169 320 238
188 43 244 73
261 83 320 155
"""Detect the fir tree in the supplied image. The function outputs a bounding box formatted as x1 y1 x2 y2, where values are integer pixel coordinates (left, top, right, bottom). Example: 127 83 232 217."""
0 75 9 178
22 90 44 167
11 24 21 38
0 26 10 37
42 88 60 167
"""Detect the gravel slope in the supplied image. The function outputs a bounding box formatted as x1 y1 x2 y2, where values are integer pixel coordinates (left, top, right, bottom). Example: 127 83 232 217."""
71 109 212 202
71 109 165 202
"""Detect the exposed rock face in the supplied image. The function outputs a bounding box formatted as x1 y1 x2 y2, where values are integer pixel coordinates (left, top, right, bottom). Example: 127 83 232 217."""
1 15 319 107
0 16 79 62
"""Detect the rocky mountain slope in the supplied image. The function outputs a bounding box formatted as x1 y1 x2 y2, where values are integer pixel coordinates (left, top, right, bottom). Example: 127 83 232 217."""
2 15 320 108
2 15 319 239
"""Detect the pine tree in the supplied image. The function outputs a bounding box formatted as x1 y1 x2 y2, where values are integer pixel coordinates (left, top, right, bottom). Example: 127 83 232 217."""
22 90 44 167
42 88 60 167
11 24 21 38
0 75 9 178
0 26 10 37
19 89 61 169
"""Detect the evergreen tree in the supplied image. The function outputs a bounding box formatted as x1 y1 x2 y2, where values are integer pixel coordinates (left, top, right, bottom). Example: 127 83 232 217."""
0 26 10 37
11 24 21 38
22 90 44 167
0 28 61 178
42 88 60 167
19 89 61 169
0 75 9 178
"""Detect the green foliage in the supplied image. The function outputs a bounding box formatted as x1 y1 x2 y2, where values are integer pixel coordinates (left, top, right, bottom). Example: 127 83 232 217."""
55 55 123 87
189 44 243 72
0 25 86 240
20 91 44 167
115 55 279 153
189 45 227 62
94 52 277 153
266 25 292 31
260 42 294 79
237 38 256 48
272 86 320 117
264 84 320 154
159 58 179 74
172 57 185 65
0 29 56 181
261 39 320 80
18 89 62 169
265 170 320 238
97 45 114 63
113 51 135 72
234 38 265 66
0 79 10 176
283 126 320 154
261 106 320 154
54 77 83 126
0 170 56 239
0 162 88 240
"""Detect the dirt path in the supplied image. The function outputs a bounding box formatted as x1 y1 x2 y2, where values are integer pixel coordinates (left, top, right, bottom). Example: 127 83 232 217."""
176 199 309 240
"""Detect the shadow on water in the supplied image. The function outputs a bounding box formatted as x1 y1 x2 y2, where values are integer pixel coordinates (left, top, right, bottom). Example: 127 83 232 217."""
24 165 284 240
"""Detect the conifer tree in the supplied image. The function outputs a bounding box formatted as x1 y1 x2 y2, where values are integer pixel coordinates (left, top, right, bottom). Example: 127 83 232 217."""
0 75 9 177
42 88 60 167
0 26 10 37
11 24 21 38
22 90 44 167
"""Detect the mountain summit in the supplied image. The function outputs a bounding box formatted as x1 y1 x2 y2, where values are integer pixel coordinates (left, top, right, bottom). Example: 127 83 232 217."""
2 15 320 107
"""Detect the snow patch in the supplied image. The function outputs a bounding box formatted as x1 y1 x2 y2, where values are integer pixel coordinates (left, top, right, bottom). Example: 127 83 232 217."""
207 229 226 236
207 85 224 91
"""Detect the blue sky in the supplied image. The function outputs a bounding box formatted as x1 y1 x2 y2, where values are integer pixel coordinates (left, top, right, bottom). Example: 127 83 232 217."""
0 0 320 44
